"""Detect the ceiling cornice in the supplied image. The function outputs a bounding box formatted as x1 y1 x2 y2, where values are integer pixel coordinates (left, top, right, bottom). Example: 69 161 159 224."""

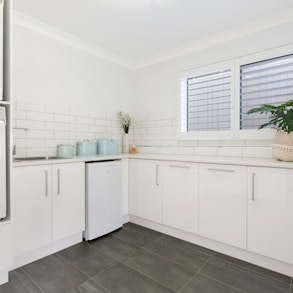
133 7 293 69
13 11 134 69
14 8 293 70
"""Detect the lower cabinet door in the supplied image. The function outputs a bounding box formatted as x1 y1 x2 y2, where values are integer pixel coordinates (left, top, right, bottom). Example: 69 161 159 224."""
52 162 85 241
198 164 246 249
162 162 198 234
132 159 162 223
12 165 52 255
247 167 293 264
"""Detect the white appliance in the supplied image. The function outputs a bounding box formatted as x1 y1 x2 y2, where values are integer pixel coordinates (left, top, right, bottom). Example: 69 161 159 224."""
85 160 123 240
0 107 6 219
0 0 3 100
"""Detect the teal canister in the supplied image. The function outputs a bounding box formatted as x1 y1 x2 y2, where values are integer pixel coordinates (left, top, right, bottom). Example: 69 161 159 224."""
76 140 97 156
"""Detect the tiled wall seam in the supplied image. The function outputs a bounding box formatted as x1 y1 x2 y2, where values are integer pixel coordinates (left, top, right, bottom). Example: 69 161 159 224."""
13 101 273 159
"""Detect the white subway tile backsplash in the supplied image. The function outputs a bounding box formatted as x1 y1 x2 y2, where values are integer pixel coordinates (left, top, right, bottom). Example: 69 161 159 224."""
157 119 173 127
147 127 161 134
13 100 274 159
77 116 95 126
216 147 243 157
16 138 45 148
13 110 27 120
69 124 89 132
15 119 45 130
27 130 54 139
194 147 218 156
45 139 69 148
76 132 96 140
242 147 273 158
174 147 194 155
46 122 69 131
54 131 73 140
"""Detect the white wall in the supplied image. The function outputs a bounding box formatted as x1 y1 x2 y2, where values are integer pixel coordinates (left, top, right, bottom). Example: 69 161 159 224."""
13 24 134 112
13 24 134 156
13 17 293 158
132 21 293 157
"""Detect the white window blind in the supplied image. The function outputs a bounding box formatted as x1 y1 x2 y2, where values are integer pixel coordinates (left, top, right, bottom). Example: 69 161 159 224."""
240 54 293 130
181 68 231 132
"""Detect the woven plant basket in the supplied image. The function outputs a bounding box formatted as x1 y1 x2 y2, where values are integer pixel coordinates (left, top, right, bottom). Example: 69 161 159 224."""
272 144 293 161
274 131 293 146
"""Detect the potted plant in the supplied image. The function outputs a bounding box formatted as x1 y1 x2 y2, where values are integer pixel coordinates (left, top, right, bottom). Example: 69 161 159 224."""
247 99 293 161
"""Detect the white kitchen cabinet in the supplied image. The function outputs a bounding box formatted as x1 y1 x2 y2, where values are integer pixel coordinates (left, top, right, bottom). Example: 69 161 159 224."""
12 162 85 255
198 163 246 249
52 163 85 241
129 159 162 223
162 162 198 234
12 165 52 255
247 167 293 264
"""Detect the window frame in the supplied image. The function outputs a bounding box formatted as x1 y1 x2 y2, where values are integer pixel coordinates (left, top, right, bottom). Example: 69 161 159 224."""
177 60 235 140
178 44 293 141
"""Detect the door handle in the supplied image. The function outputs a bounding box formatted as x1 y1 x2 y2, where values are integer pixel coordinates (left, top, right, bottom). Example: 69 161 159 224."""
57 169 61 194
45 170 48 197
156 165 159 186
169 165 190 169
252 172 256 201
208 168 234 173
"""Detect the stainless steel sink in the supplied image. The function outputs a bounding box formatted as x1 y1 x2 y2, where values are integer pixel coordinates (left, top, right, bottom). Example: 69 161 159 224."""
13 156 72 162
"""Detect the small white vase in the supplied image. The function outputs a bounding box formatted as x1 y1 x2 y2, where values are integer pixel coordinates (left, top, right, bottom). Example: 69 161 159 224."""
122 133 129 153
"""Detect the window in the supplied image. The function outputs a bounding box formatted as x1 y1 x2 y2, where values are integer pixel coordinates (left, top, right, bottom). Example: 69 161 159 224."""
179 61 234 139
240 54 293 130
178 45 293 140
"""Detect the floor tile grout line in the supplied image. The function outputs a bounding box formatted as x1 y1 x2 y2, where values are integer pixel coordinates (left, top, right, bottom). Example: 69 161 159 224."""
177 271 200 293
144 234 214 261
123 222 164 238
152 231 292 285
86 238 145 263
56 251 118 293
19 267 47 293
213 252 291 286
86 276 113 293
161 234 215 257
199 272 247 293
54 253 93 279
110 230 162 249
119 259 177 292
177 251 215 293
139 245 204 273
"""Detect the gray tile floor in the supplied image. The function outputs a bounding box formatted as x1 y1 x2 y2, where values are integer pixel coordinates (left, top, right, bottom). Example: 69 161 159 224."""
1 222 293 293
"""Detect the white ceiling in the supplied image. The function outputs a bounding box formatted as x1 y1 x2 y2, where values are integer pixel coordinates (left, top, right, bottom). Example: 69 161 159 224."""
14 0 293 68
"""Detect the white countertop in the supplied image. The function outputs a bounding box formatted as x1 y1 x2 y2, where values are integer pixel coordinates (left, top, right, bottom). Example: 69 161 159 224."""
13 153 293 169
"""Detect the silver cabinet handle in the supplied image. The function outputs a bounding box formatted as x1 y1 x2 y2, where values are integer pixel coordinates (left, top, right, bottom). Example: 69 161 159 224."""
45 170 48 197
57 169 61 194
169 165 190 169
252 172 256 201
156 164 159 186
208 168 234 173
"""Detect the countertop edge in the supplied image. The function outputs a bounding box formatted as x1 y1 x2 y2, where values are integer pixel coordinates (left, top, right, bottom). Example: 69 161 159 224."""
12 153 293 169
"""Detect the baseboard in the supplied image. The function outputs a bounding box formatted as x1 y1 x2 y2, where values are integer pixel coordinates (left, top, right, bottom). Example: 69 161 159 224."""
0 271 8 285
129 215 293 277
11 233 83 270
